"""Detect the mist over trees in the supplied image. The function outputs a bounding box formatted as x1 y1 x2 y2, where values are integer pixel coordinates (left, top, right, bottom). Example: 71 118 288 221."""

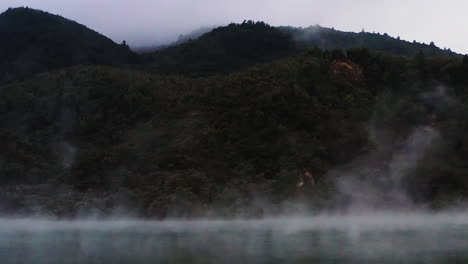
1 7 468 217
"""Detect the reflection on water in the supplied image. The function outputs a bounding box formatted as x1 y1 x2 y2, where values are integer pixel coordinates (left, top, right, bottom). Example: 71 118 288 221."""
1 213 468 264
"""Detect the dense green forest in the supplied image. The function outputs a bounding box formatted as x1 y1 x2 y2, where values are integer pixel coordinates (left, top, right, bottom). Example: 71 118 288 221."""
282 25 456 57
143 21 457 77
1 7 468 218
0 7 136 85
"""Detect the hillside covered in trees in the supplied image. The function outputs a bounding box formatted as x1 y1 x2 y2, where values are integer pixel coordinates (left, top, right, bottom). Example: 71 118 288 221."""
0 7 136 85
0 8 458 83
142 21 457 77
1 7 468 218
282 25 456 57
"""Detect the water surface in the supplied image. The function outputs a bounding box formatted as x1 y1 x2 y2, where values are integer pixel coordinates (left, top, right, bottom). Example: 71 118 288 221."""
1 213 468 264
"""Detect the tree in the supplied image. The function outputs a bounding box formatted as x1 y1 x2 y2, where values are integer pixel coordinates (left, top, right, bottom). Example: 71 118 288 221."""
463 55 468 67
415 50 425 65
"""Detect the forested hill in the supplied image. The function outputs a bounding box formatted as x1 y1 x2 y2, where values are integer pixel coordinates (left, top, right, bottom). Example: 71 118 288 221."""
144 21 458 77
145 21 302 76
0 7 137 84
2 8 468 217
0 7 459 82
2 48 468 217
282 25 457 57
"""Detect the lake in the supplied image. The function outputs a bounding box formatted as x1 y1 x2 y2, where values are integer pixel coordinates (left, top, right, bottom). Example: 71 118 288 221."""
1 213 468 264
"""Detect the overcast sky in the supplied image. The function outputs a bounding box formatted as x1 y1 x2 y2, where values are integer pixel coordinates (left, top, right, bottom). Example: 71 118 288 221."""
1 0 467 54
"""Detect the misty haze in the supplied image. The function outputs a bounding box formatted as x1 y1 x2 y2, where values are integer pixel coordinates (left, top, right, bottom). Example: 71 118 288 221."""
1 1 468 263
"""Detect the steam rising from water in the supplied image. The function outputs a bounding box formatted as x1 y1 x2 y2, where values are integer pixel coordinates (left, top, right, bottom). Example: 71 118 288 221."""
1 81 464 263
332 86 459 212
58 141 77 168
336 126 440 211
2 213 468 264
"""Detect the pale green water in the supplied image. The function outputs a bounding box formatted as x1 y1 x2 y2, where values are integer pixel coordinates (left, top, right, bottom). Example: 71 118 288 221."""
1 213 468 264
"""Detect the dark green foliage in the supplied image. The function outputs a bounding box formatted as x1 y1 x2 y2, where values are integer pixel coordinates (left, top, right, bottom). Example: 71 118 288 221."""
0 7 137 85
2 9 468 217
3 46 468 216
144 21 303 76
142 23 457 78
0 50 374 216
281 25 456 57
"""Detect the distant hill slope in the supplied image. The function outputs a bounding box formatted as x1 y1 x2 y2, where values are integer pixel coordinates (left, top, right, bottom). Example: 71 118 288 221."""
146 22 458 77
0 7 137 84
172 26 217 46
145 21 302 76
133 26 216 54
0 7 458 81
281 25 457 57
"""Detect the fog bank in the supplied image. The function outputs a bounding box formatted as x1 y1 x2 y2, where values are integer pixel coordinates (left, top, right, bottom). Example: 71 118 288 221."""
2 213 468 263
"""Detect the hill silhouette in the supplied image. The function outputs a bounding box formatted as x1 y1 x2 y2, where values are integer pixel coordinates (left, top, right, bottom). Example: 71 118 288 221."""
144 21 458 77
282 25 457 57
0 7 136 84
145 21 302 76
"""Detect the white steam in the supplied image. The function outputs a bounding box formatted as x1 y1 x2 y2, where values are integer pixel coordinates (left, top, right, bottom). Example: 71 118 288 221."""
59 141 76 168
336 126 440 212
333 86 456 212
